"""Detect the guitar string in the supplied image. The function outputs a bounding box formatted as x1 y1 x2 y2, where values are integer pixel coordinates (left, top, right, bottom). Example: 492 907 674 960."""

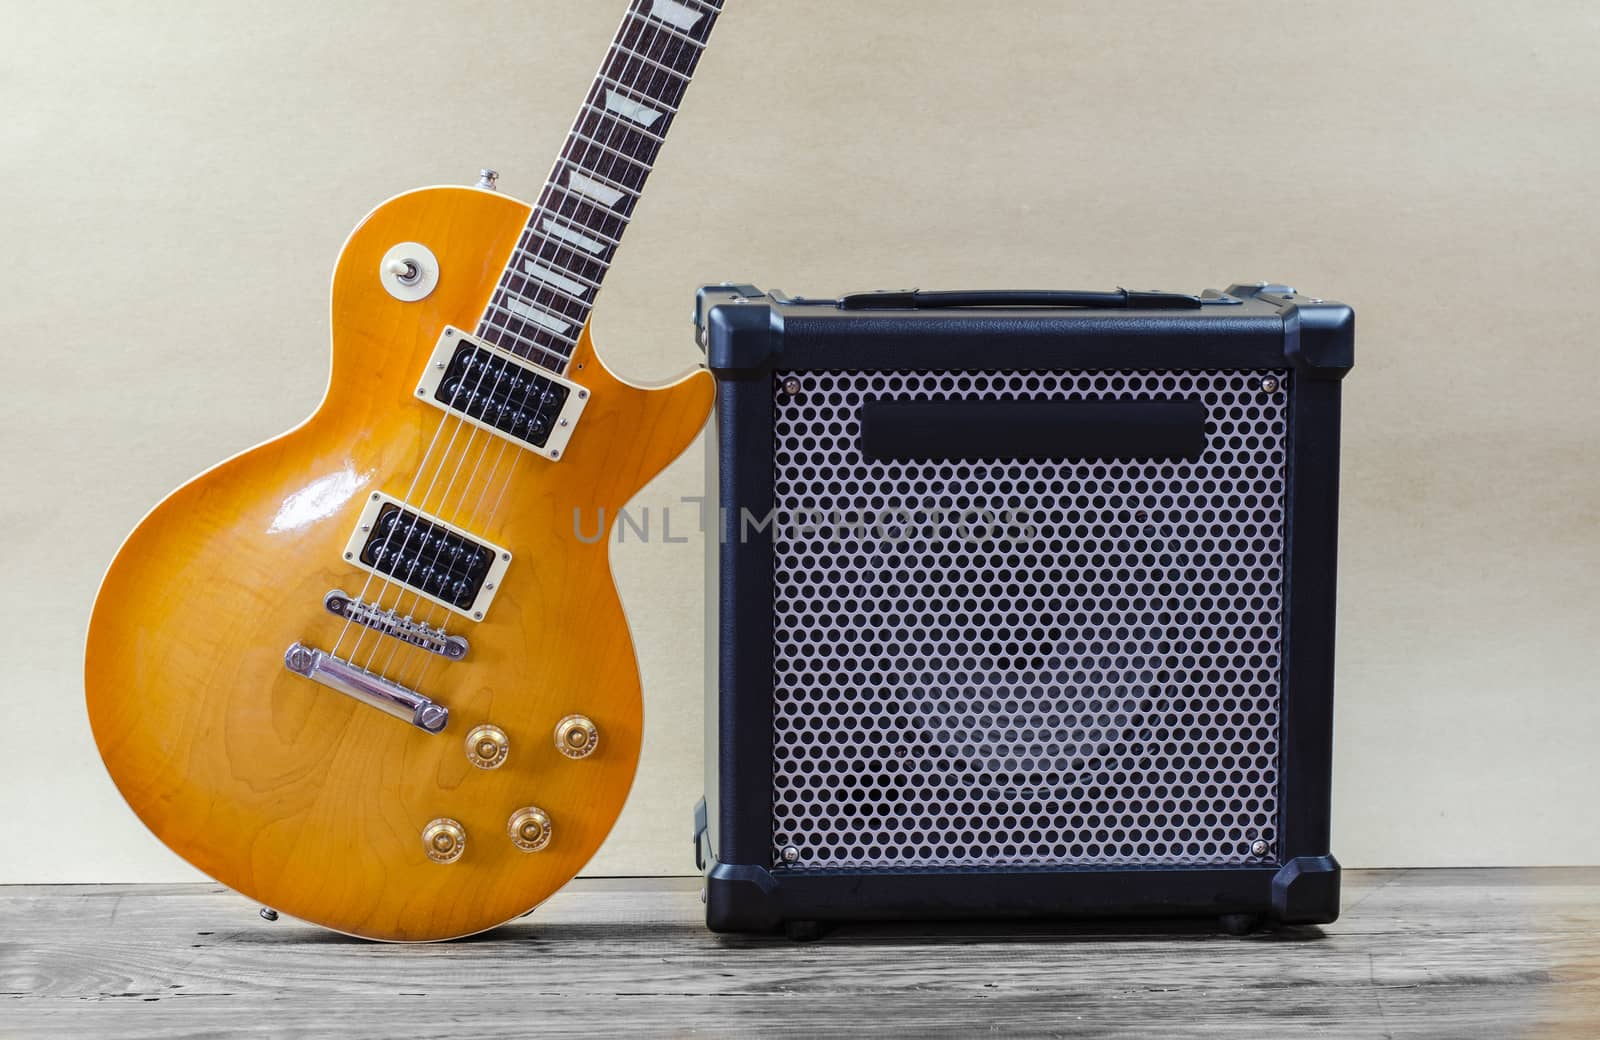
357 3 706 683
337 1 675 670
377 4 695 686
381 4 709 687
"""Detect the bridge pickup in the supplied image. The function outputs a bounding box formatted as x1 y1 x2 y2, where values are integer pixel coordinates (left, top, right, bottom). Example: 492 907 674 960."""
323 590 469 660
416 326 589 461
343 493 511 621
283 642 448 733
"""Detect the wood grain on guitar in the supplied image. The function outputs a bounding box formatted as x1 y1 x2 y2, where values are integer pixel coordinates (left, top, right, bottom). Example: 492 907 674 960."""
83 0 722 942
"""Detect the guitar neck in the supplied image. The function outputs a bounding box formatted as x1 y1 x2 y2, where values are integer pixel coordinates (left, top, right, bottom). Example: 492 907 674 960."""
475 0 724 372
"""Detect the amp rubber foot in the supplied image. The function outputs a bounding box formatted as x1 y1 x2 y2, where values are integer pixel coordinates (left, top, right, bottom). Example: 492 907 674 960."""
1219 913 1262 936
783 919 828 942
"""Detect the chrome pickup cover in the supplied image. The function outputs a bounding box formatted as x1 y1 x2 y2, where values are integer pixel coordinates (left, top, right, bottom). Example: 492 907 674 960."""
342 493 511 621
416 326 589 461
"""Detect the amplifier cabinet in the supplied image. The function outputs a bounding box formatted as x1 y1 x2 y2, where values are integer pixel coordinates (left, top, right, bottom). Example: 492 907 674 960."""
693 284 1352 933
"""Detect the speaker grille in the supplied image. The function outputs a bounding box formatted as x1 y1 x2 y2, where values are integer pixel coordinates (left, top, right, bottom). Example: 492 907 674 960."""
770 369 1288 870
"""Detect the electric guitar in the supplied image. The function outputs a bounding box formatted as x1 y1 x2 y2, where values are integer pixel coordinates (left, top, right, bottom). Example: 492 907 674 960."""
84 0 723 941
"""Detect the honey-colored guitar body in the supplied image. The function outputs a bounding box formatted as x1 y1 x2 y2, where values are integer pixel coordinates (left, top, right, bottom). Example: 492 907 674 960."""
84 186 713 941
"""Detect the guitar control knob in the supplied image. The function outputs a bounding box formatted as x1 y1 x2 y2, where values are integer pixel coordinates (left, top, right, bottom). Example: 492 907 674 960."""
464 724 510 769
422 818 466 863
507 807 553 852
554 714 598 759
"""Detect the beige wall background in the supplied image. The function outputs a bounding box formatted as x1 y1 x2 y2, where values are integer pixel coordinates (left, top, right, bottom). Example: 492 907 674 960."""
2 0 1596 884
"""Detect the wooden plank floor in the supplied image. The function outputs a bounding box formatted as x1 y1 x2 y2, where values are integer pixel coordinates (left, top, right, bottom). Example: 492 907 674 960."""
1 869 1596 1038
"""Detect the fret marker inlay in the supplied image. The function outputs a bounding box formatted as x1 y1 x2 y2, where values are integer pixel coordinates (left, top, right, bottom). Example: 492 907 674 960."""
504 297 573 336
603 89 666 129
522 258 591 299
568 169 625 208
648 0 706 33
542 218 608 255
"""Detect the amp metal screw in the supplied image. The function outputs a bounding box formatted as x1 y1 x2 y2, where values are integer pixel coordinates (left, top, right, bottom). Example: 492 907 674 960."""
780 845 800 864
1259 377 1280 394
417 387 427 395
259 908 279 922
1250 839 1269 857
782 377 801 397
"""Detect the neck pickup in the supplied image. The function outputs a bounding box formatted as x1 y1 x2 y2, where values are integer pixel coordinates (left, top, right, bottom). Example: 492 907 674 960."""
416 327 590 461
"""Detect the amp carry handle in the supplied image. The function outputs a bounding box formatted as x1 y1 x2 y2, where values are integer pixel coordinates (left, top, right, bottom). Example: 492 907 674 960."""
837 288 1205 310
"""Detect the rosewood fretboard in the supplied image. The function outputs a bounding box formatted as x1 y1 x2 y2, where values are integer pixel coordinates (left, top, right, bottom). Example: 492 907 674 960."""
474 0 723 372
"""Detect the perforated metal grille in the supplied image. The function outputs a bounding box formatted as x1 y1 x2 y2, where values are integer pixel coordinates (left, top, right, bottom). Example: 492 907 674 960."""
771 369 1288 870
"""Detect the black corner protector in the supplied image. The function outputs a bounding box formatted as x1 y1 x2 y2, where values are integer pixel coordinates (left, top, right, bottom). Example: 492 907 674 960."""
704 861 783 933
1284 303 1355 380
706 302 778 375
1271 855 1342 924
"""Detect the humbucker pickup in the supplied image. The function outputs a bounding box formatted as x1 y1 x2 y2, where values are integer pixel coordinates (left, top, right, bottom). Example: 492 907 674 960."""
343 493 511 621
416 326 589 461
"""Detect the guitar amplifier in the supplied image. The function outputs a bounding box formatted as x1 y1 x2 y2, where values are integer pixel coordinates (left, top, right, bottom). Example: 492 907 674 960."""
692 284 1352 933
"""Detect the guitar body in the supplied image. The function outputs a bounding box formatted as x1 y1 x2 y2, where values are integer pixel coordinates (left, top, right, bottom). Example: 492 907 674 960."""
84 185 713 941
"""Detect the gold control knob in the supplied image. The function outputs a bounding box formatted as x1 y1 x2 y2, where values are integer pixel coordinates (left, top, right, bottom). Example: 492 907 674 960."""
507 806 553 852
421 818 466 863
464 724 510 769
554 714 599 759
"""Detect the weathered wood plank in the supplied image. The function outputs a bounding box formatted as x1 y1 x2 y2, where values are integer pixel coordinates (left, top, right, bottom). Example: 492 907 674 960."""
1 870 1597 1038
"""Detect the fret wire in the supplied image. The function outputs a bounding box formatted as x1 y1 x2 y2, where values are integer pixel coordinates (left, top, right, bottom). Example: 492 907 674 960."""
595 72 681 114
599 50 692 104
567 129 656 171
505 262 596 307
542 180 634 224
509 246 604 290
515 224 614 274
499 280 591 325
513 231 612 283
609 41 692 81
555 158 641 199
477 326 571 366
624 10 705 48
578 101 669 146
484 305 581 349
475 0 721 374
539 171 636 220
487 295 586 341
535 206 624 249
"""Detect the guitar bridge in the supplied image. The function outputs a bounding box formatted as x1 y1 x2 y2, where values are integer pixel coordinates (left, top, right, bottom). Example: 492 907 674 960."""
323 590 468 659
283 643 448 733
